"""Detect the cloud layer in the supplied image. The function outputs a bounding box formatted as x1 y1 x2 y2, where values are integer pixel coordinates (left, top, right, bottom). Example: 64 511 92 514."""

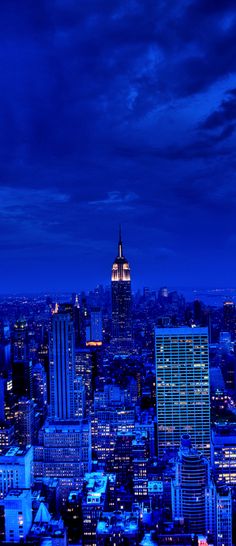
0 0 236 291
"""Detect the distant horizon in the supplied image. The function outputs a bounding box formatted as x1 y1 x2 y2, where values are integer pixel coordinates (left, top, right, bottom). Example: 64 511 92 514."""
1 285 236 300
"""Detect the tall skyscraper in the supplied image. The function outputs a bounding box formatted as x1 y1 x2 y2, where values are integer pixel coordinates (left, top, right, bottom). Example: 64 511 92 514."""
12 320 28 362
172 434 214 536
49 310 75 420
155 326 211 458
111 229 132 345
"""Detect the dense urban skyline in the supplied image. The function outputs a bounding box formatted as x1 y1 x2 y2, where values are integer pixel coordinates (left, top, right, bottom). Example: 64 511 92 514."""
0 1 236 291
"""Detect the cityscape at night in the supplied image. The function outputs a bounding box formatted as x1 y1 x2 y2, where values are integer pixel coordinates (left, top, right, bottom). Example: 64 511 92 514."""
1 0 236 545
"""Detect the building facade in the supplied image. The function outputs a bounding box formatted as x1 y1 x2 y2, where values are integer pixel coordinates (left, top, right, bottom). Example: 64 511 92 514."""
49 310 75 420
155 327 211 458
172 435 215 536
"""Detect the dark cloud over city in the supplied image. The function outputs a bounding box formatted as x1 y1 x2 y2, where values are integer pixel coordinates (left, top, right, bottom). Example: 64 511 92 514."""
1 0 236 292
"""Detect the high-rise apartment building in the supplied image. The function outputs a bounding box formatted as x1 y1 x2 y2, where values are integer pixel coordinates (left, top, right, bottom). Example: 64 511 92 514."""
111 230 132 348
49 310 75 420
155 327 211 458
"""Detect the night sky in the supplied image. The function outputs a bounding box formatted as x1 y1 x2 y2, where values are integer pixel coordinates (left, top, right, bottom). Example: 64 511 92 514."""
1 0 236 293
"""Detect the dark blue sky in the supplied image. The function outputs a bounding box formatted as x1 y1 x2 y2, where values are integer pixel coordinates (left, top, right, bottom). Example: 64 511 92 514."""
1 0 236 293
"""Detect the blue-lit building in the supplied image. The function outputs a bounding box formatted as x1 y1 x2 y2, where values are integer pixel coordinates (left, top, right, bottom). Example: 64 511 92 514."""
49 310 75 420
155 326 211 458
172 435 215 536
111 230 132 351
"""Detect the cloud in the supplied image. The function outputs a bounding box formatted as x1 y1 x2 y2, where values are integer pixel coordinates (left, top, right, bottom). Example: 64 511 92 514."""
200 88 236 134
89 191 139 210
0 0 236 290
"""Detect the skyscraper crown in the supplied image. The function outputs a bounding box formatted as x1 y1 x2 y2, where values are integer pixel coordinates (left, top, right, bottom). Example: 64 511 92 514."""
111 228 131 281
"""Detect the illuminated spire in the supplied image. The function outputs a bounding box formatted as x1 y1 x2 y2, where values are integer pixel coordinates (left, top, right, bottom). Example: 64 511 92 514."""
118 225 123 258
112 227 131 282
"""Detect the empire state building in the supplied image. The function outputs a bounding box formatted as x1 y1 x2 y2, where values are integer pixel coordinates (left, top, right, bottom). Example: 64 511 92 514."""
111 229 132 345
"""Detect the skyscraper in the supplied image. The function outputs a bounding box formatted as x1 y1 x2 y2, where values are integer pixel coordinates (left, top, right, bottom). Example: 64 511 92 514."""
155 326 211 458
12 320 28 362
111 229 132 346
172 434 215 536
49 310 75 420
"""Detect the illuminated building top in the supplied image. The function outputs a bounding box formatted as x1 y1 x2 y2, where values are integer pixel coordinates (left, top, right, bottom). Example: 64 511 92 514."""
111 228 131 282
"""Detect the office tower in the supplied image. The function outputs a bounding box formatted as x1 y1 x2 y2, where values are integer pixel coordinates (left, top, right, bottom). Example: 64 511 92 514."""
4 489 32 542
12 358 32 399
34 419 92 505
58 300 81 347
132 437 148 500
14 398 35 446
216 489 232 546
219 331 232 352
111 229 132 345
212 424 236 485
88 308 103 344
74 376 86 418
79 293 90 347
32 362 47 415
49 310 75 420
172 435 215 536
12 319 28 362
75 348 95 414
193 299 202 323
113 432 134 488
155 326 211 458
0 445 33 498
92 385 135 465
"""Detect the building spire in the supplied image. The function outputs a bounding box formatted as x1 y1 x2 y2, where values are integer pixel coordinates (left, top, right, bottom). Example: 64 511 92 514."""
118 224 123 258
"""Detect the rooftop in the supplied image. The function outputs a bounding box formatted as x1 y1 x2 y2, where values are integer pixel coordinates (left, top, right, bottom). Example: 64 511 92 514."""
97 512 139 535
155 326 208 336
0 445 32 458
5 489 30 499
84 472 108 498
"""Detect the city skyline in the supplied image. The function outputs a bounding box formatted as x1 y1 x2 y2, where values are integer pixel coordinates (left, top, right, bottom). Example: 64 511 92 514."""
0 1 236 292
0 2 236 544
